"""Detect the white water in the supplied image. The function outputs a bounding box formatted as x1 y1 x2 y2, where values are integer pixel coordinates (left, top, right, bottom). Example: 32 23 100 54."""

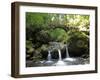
45 51 53 63
47 51 52 61
53 49 66 66
58 49 62 61
64 46 75 61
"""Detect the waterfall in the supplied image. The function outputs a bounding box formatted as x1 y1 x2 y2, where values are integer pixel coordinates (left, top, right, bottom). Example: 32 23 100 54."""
58 49 62 61
64 45 75 61
47 51 52 61
66 46 70 58
53 49 65 66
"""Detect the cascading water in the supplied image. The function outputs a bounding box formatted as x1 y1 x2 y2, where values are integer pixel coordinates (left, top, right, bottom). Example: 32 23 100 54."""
27 42 86 67
53 49 65 66
58 49 62 61
64 45 75 61
47 51 52 61
45 50 53 64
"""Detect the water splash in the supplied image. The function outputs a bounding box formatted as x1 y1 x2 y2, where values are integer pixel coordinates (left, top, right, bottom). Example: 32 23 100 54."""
54 60 66 66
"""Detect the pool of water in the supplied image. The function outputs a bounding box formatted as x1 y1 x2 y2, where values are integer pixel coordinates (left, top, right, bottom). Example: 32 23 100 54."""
26 57 89 67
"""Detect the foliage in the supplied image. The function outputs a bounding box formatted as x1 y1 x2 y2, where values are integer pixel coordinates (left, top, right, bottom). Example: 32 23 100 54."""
26 12 90 61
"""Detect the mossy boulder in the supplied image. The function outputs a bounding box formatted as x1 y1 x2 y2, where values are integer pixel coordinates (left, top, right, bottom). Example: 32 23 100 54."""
67 30 89 57
48 28 68 43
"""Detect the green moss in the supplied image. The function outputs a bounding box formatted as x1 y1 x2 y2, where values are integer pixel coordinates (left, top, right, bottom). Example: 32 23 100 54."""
48 28 68 43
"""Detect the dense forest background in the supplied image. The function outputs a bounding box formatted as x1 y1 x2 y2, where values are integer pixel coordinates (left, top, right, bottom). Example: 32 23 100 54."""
26 12 90 62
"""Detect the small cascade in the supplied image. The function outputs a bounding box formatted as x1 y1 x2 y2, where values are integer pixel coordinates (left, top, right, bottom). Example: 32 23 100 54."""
45 50 53 64
53 49 66 66
47 51 52 61
64 45 75 61
58 49 62 61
